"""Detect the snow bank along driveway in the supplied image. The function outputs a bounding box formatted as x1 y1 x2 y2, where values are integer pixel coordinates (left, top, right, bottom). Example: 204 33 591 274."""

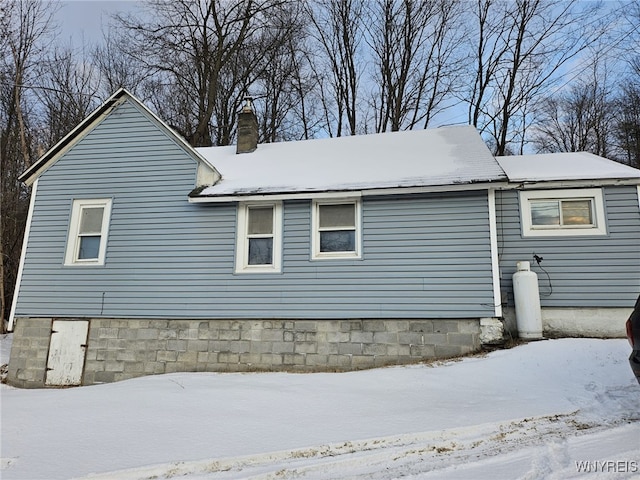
1 338 638 479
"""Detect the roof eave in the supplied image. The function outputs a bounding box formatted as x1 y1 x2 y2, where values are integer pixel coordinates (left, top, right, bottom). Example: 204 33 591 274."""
19 90 128 185
19 88 221 186
188 179 510 203
511 178 640 189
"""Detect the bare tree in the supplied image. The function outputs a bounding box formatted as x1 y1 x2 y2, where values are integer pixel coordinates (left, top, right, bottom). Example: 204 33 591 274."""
92 31 151 100
252 2 323 142
256 39 303 142
609 1 640 167
1 0 55 165
366 0 465 132
286 48 325 140
465 0 604 156
207 2 309 146
466 0 505 132
114 0 294 147
533 63 614 156
35 44 100 146
623 1 640 78
613 83 640 168
0 0 57 332
306 0 365 137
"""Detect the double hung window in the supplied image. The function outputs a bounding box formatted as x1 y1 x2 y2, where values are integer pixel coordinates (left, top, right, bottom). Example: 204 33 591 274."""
236 202 282 272
65 199 112 265
312 199 361 259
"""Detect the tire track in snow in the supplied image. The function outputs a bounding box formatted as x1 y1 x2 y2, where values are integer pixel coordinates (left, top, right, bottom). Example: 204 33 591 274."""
74 411 636 480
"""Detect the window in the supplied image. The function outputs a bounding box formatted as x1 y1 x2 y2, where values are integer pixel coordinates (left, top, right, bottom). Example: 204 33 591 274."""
65 199 112 265
520 189 607 237
236 202 282 273
312 199 361 259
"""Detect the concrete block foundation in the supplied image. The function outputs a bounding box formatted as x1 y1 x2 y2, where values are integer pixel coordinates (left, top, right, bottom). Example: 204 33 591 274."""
7 317 482 388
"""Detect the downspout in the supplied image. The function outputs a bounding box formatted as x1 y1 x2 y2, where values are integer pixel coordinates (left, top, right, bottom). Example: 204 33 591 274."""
488 188 503 318
479 188 505 345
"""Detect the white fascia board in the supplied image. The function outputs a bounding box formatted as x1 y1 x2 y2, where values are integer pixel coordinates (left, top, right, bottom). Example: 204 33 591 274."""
188 181 510 203
8 178 38 331
21 88 221 187
487 189 502 318
511 178 640 190
20 99 124 186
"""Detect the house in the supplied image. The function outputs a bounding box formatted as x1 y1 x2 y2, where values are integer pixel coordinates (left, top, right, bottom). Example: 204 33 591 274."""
6 89 640 388
495 152 640 337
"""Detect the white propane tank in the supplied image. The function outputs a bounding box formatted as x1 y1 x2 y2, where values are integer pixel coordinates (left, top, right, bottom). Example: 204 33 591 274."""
512 261 543 339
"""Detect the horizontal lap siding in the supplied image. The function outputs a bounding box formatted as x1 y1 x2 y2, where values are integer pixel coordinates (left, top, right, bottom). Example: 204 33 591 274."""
496 187 640 307
16 99 495 319
16 99 229 318
276 194 496 318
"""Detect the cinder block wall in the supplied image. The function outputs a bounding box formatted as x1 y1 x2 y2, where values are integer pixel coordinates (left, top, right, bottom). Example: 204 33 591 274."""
8 318 481 387
6 318 52 388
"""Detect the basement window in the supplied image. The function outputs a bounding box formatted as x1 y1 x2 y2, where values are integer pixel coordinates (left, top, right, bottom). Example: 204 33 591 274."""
312 199 361 259
236 202 282 273
65 198 112 265
520 189 607 237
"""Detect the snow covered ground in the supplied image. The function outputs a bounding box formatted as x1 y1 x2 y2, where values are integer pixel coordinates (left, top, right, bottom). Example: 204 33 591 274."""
1 334 638 480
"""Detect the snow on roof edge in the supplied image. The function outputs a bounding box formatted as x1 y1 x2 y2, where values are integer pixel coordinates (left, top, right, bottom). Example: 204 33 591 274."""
496 152 640 183
193 125 506 198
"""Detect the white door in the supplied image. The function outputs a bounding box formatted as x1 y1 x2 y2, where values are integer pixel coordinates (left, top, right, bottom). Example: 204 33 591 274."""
45 320 89 386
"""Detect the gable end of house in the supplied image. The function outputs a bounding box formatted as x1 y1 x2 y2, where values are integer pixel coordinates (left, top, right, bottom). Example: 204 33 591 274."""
19 88 221 189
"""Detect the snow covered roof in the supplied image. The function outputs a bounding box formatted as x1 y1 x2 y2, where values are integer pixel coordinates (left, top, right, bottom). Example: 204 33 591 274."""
193 125 506 199
496 152 640 183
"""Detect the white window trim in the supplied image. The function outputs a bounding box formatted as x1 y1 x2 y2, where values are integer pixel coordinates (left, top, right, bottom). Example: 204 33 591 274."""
64 198 112 266
519 188 607 237
235 201 282 273
311 198 362 260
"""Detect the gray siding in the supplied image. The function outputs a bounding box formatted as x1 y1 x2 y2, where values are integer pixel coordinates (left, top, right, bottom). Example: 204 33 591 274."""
496 187 640 307
15 100 497 320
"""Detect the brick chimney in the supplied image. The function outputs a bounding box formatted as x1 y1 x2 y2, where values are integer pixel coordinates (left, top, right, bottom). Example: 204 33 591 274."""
236 96 258 154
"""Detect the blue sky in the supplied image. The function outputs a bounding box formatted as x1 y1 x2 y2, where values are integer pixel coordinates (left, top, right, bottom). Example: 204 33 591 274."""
55 0 141 46
49 0 633 136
